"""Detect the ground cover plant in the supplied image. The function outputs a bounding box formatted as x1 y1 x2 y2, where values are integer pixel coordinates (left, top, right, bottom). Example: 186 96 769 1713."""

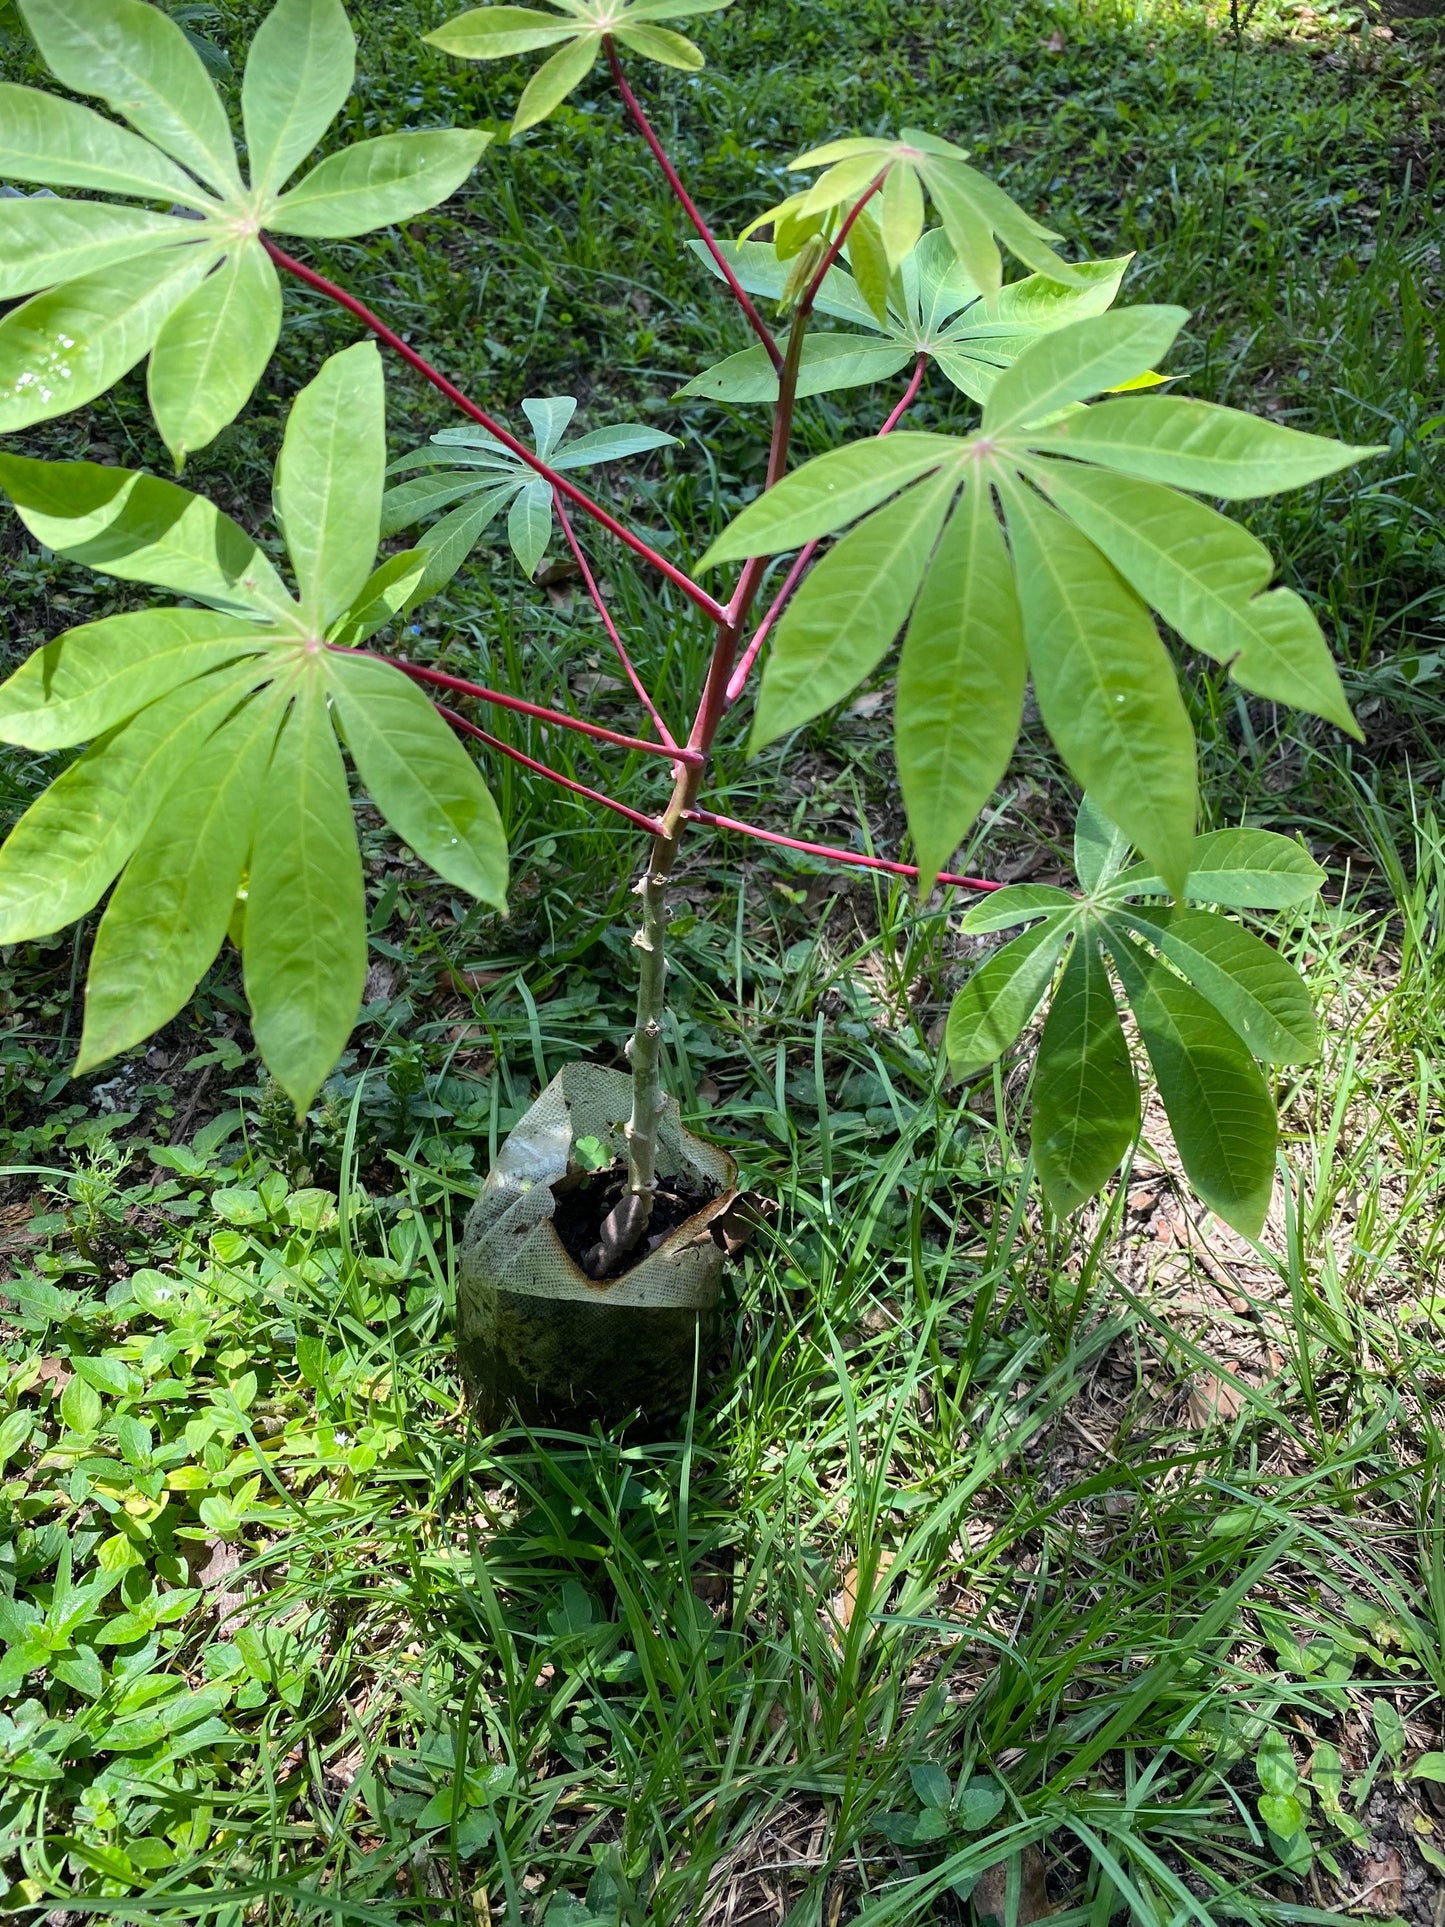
0 0 1442 1919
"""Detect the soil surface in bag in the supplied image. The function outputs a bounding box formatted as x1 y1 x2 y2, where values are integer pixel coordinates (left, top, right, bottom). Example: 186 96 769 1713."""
549 1161 718 1281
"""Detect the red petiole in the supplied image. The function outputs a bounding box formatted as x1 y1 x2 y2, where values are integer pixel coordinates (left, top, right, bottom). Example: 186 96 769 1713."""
262 237 727 629
279 135 1003 900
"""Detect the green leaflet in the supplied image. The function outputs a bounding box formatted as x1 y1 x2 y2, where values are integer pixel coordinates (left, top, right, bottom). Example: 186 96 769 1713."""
896 479 1026 891
1104 928 1277 1237
1117 827 1325 909
424 8 578 58
1073 792 1132 893
0 456 294 620
549 423 678 468
1032 935 1140 1215
699 435 956 566
0 610 269 752
847 208 892 325
751 468 958 749
880 159 925 272
270 130 493 238
1119 906 1317 1064
513 36 600 134
0 246 216 435
381 471 495 535
507 476 553 578
0 661 266 945
960 883 1076 935
945 916 1072 1078
983 307 1188 435
17 0 242 196
1030 460 1359 737
521 394 576 456
242 0 356 194
985 257 1133 328
0 83 210 205
1027 394 1382 500
328 654 509 908
1001 478 1197 898
148 244 284 468
407 485 519 601
274 341 384 627
244 674 367 1114
614 24 704 67
77 690 284 1071
330 551 429 647
0 199 194 302
676 335 912 405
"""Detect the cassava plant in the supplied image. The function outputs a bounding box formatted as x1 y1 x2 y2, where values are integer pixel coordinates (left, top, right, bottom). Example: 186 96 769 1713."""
0 0 1381 1266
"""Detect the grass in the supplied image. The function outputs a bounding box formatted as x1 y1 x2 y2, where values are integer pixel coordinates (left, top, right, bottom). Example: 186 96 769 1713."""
1 0 1445 1919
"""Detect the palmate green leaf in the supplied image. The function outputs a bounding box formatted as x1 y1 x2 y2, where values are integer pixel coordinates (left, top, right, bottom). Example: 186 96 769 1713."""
0 661 266 945
1118 827 1325 909
148 243 284 468
427 0 722 131
242 0 356 194
1032 935 1140 1215
0 454 294 620
896 479 1026 891
699 435 955 565
270 130 493 238
76 688 285 1072
1073 792 1132 894
1120 906 1317 1064
17 0 242 196
751 468 958 749
328 654 508 908
983 307 1188 435
945 916 1072 1078
1104 929 1276 1237
0 609 268 751
783 131 1087 303
0 198 196 302
1030 460 1359 737
2 5 492 454
0 245 216 435
0 83 211 205
676 335 912 405
960 883 1076 935
1027 395 1382 500
274 341 384 627
244 674 366 1114
1000 477 1197 897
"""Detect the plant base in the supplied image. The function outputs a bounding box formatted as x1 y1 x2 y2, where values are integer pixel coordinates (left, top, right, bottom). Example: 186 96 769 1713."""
457 1064 741 1431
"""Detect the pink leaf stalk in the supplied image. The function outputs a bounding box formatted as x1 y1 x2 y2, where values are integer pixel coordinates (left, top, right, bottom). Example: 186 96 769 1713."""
262 238 728 628
606 39 783 374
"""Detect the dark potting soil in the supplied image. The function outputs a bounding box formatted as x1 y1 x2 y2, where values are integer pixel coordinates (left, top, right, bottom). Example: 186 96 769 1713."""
550 1162 718 1282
